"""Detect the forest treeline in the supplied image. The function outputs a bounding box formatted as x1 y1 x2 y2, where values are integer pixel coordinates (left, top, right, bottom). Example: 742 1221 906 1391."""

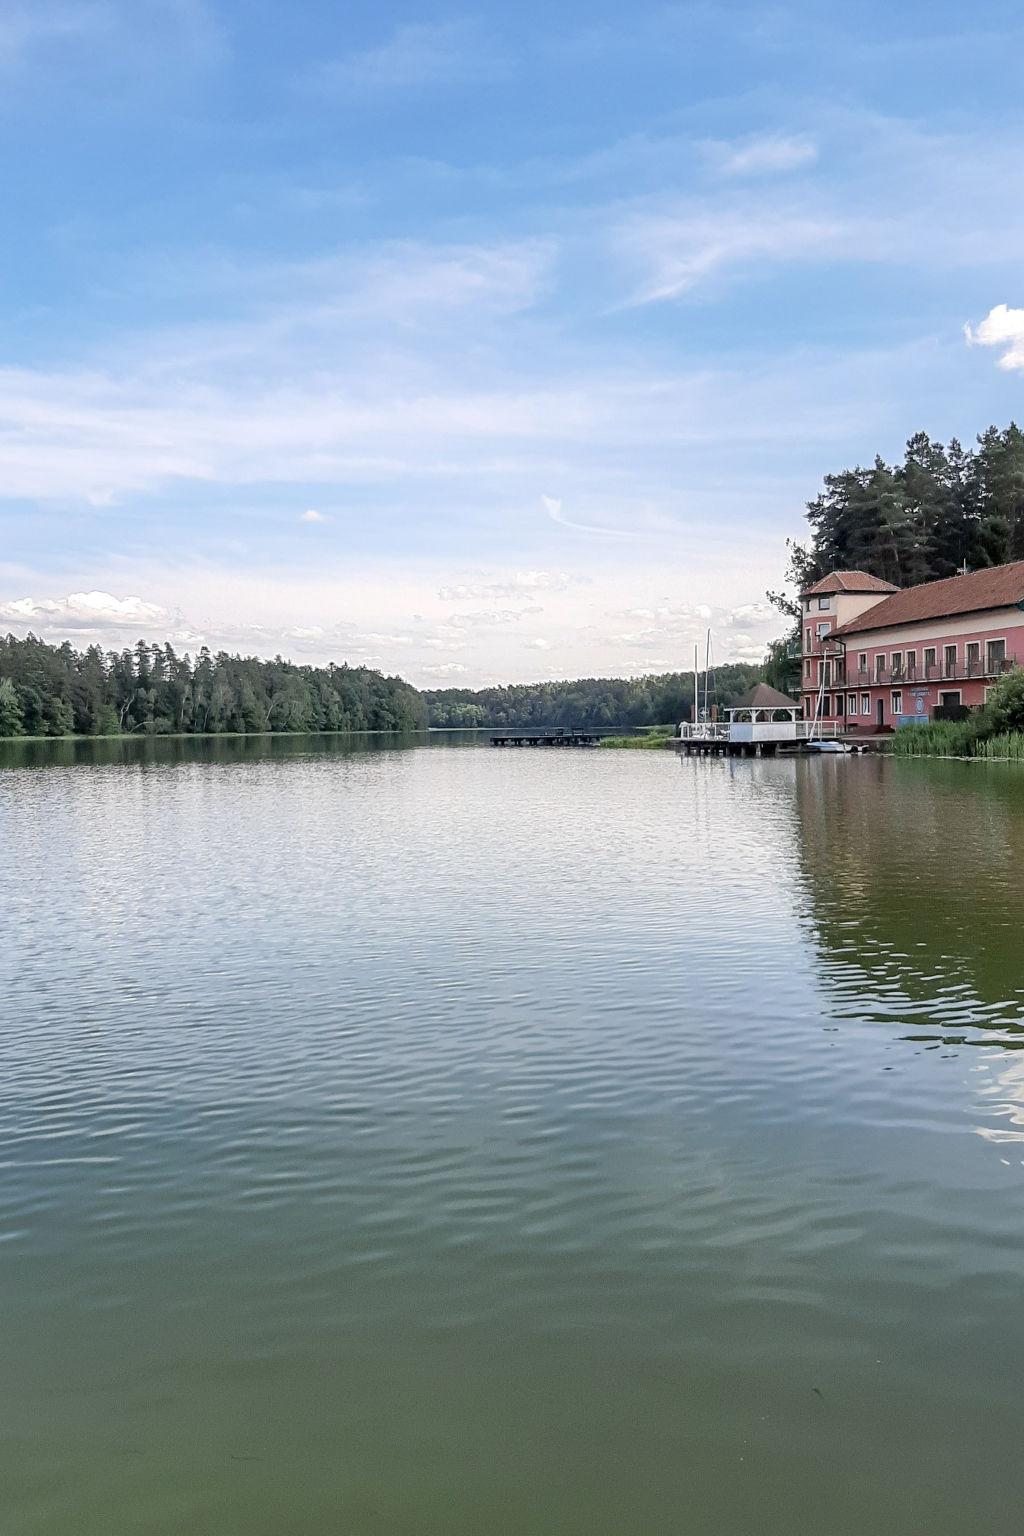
0 635 426 738
423 667 762 729
0 635 760 738
774 424 1024 605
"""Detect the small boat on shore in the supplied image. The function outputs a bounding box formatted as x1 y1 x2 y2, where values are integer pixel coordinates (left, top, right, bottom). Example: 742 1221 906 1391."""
806 739 852 754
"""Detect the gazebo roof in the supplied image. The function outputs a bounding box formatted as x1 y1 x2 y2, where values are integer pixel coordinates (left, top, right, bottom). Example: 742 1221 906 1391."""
728 683 801 712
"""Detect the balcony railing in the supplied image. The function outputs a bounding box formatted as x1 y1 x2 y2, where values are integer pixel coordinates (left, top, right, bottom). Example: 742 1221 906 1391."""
841 656 1017 687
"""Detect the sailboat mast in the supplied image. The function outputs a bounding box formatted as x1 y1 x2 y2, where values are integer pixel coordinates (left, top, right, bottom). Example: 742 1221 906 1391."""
694 643 699 728
703 629 711 720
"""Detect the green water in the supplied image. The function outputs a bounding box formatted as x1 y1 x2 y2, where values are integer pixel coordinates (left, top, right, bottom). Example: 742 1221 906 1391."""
2 738 1024 1533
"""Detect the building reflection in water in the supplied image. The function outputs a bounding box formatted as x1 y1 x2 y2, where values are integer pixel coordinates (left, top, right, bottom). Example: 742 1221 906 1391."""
792 753 1024 1144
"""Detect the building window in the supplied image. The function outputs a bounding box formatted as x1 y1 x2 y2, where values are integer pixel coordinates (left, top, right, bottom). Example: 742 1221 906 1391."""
875 655 885 681
822 696 831 717
924 646 937 676
846 693 857 716
817 597 831 611
860 693 870 715
943 644 957 677
939 690 962 709
891 691 903 717
816 621 831 639
966 641 980 675
804 659 812 679
891 652 903 677
805 627 812 651
906 649 917 677
857 652 867 674
987 638 1007 673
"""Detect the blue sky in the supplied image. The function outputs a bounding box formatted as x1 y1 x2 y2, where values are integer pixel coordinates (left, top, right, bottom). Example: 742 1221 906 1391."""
3 0 1024 684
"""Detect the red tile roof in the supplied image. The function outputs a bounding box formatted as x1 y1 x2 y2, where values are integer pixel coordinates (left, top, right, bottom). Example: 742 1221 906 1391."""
730 683 801 711
801 571 899 596
834 560 1024 636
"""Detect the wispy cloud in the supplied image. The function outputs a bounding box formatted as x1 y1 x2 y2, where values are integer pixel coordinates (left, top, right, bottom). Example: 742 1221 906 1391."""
0 2 99 70
308 19 507 94
610 115 1024 305
614 205 851 305
0 0 227 84
541 495 632 538
300 509 328 524
705 133 818 178
965 304 1024 371
438 570 577 600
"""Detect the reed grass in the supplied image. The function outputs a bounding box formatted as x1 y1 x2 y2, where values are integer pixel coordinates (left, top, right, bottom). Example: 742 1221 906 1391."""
891 722 1024 759
598 733 673 749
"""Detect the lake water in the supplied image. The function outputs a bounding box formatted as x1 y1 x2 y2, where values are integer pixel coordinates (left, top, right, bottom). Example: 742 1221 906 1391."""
2 736 1024 1533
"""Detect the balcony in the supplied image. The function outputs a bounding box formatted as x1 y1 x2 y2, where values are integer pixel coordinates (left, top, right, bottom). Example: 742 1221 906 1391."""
845 656 1017 688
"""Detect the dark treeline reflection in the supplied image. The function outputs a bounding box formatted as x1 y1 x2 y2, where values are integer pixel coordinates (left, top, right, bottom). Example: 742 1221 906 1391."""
794 755 1024 1037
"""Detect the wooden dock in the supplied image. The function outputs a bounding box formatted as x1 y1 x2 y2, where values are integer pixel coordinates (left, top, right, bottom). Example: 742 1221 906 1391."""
490 729 603 748
673 733 890 757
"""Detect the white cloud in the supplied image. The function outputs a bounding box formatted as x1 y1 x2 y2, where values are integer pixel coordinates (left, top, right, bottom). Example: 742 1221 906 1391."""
300 508 328 523
724 601 775 627
419 662 470 678
0 590 167 630
0 554 789 684
707 134 819 178
447 607 542 628
964 304 1024 371
309 20 506 93
438 570 576 600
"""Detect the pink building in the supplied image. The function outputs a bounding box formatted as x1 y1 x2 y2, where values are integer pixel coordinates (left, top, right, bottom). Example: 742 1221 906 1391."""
800 563 1024 732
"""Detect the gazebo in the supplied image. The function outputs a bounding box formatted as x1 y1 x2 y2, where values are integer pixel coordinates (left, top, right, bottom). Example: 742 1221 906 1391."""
726 683 803 735
677 682 842 753
723 683 809 747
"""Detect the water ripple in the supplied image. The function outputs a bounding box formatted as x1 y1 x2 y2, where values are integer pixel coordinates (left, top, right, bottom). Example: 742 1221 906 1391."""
2 741 1024 1533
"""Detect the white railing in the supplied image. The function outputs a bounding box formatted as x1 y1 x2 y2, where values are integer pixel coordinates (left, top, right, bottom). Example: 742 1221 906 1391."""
678 719 844 742
677 722 731 740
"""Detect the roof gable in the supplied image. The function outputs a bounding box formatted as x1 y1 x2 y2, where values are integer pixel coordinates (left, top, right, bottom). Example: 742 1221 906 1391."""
730 683 800 711
834 560 1024 636
802 571 899 596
